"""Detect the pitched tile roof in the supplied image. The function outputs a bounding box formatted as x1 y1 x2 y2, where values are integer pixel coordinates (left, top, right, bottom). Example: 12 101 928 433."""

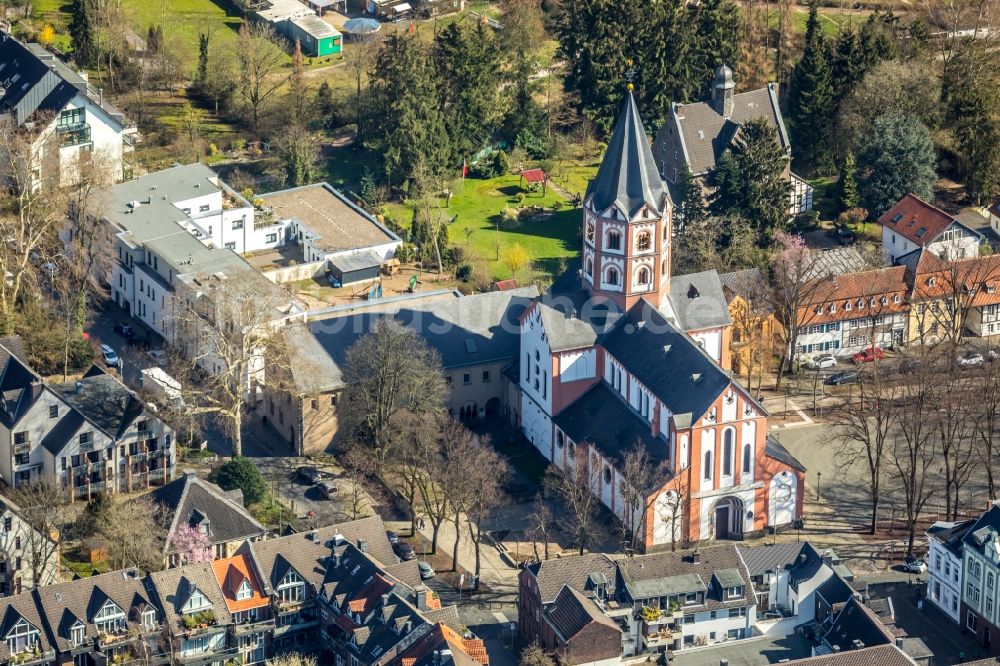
878 193 980 246
526 553 617 604
587 91 669 217
963 503 1000 555
542 584 620 646
0 592 53 661
148 561 233 633
719 268 769 307
822 596 894 652
785 645 916 666
799 266 909 326
616 545 754 611
927 519 975 556
393 623 484 666
210 554 269 613
146 473 266 555
665 269 733 331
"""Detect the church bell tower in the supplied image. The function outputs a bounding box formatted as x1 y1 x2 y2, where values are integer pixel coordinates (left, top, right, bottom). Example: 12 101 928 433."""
581 88 673 311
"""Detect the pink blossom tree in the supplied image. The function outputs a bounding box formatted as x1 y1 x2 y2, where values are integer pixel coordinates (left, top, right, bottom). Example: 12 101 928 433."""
170 524 213 564
770 231 827 387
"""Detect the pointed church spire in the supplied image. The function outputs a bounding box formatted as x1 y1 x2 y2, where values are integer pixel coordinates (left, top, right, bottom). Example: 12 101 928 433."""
588 90 669 218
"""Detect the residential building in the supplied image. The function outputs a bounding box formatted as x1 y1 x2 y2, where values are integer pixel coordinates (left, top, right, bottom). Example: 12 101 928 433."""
0 494 59 595
0 30 136 184
211 554 272 665
276 287 538 454
652 64 812 215
814 574 859 627
879 193 983 264
538 585 621 666
792 266 909 358
149 561 236 664
737 542 844 627
0 586 56 665
719 268 781 380
815 596 896 656
145 471 268 567
34 569 167 665
962 503 1000 655
521 91 804 550
927 518 974 623
0 338 175 498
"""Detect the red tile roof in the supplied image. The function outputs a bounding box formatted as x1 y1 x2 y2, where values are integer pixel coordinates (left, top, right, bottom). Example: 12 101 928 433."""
347 574 394 615
878 194 959 246
798 266 909 325
461 639 490 666
210 554 269 613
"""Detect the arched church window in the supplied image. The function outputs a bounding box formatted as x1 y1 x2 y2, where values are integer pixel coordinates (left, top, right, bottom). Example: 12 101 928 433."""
586 258 593 276
704 451 712 480
607 230 622 251
722 428 734 476
586 223 595 243
606 267 620 286
637 267 650 285
556 431 564 449
742 443 752 474
637 232 651 251
603 466 612 484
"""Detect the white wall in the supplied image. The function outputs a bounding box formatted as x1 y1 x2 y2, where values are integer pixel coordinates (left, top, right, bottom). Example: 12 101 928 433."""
769 472 797 528
520 308 552 415
928 536 963 624
690 328 723 364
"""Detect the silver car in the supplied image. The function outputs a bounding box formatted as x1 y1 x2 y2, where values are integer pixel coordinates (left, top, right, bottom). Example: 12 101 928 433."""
805 354 836 370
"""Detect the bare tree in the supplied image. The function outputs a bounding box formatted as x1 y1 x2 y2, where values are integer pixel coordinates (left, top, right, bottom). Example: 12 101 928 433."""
544 456 604 556
893 364 939 556
339 319 448 473
346 33 385 143
618 445 669 552
770 232 828 387
95 494 168 572
655 472 691 553
386 409 441 536
974 358 1000 499
234 21 290 131
527 495 553 561
936 366 977 520
464 440 509 584
7 483 68 590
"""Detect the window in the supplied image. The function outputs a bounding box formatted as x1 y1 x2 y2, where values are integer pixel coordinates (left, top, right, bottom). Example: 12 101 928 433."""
726 586 743 598
79 432 91 446
606 267 620 286
607 231 621 250
969 610 977 630
463 373 471 385
722 429 734 476
742 443 751 474
48 405 58 419
233 219 244 230
636 267 651 285
277 569 304 603
236 579 253 601
585 257 593 276
637 232 651 251
5 618 38 654
94 600 126 633
182 589 212 614
704 451 712 480
142 609 156 631
225 242 236 250
482 371 490 382
13 432 26 446
70 622 85 646
199 204 210 213
58 108 85 127
266 233 278 243
586 223 595 243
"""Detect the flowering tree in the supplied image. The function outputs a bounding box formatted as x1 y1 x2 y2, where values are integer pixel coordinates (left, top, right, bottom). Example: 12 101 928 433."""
170 524 213 564
770 232 826 387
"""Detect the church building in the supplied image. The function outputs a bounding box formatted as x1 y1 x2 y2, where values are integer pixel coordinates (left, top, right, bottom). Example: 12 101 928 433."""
518 89 806 550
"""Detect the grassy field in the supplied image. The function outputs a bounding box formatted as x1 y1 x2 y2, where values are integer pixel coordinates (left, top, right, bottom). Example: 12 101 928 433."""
386 174 580 281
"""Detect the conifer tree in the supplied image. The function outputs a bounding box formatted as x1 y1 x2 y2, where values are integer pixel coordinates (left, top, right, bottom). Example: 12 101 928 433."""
837 152 859 212
788 1 835 175
69 0 95 67
196 33 210 85
856 114 935 216
675 167 706 231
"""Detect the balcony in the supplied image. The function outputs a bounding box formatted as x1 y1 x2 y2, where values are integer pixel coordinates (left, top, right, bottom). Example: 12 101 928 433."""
97 630 132 648
13 442 29 456
7 647 54 665
57 122 92 147
177 646 238 666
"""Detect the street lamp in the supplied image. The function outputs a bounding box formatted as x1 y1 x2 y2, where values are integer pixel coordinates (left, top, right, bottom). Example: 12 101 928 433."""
816 471 822 501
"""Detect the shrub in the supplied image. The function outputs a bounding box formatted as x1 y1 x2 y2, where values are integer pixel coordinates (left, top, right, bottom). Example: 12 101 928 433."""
214 457 269 505
207 143 218 156
456 263 473 281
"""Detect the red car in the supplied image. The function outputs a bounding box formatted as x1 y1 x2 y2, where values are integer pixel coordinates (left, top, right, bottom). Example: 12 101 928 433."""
852 347 885 364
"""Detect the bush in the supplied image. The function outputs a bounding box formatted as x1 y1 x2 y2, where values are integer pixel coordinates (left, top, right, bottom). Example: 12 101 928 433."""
456 263 473 281
214 457 269 505
791 211 819 234
207 143 218 156
499 207 520 229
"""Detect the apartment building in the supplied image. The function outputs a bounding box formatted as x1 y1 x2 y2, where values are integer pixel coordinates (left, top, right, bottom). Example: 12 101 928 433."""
927 519 974 624
961 504 1000 655
0 494 58 595
879 194 983 264
0 30 136 185
0 338 175 499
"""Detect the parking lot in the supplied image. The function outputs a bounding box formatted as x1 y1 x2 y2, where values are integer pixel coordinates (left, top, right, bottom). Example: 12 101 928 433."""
254 457 380 529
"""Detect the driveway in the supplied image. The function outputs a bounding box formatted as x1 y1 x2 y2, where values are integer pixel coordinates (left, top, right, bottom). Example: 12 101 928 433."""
255 457 377 529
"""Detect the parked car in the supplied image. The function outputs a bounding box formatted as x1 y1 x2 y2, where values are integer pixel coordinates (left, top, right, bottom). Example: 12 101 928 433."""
834 225 855 245
326 273 342 288
386 531 400 545
100 344 121 368
958 351 985 368
852 347 885 364
394 542 415 561
296 466 328 484
899 358 923 375
902 556 927 574
804 354 837 370
317 480 338 500
147 349 168 366
113 323 135 338
417 561 435 580
989 350 999 363
824 371 859 386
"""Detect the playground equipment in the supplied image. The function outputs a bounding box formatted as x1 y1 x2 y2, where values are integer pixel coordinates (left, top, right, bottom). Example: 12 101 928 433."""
406 274 421 293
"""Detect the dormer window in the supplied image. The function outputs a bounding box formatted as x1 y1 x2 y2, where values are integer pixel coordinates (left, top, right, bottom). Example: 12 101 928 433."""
277 569 304 603
94 599 126 633
182 588 211 614
814 305 822 315
893 294 901 303
70 622 85 647
845 301 852 311
141 609 156 631
928 277 936 287
726 585 743 599
5 618 38 654
236 580 253 601
857 299 865 309
829 304 836 314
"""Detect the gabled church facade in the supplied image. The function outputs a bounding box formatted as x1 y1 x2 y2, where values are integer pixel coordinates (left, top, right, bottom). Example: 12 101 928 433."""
518 90 806 550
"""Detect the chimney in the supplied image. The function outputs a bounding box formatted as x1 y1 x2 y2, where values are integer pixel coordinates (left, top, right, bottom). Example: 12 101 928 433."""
691 551 700 564
381 593 390 608
720 660 729 666
357 539 368 553
831 645 841 653
308 530 319 542
75 380 83 393
415 587 429 610
895 637 904 648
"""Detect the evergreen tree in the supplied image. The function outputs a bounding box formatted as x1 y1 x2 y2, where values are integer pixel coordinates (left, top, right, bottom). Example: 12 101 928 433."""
944 45 1000 204
828 26 861 99
369 35 451 187
674 167 706 231
708 117 791 245
858 11 898 70
856 113 935 216
787 1 835 175
196 33 210 84
69 0 95 67
315 81 334 127
837 152 859 212
504 56 549 157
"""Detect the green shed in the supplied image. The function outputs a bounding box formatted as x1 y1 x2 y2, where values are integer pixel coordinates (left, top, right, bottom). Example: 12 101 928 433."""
289 15 342 57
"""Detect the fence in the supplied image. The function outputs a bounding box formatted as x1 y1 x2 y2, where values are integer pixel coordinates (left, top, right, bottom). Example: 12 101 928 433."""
261 259 327 284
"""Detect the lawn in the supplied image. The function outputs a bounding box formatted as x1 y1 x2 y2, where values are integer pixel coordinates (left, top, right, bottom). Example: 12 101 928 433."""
808 176 838 221
385 174 580 281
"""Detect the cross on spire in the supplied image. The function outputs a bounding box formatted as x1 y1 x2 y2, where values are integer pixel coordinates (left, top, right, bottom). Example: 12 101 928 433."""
624 58 636 91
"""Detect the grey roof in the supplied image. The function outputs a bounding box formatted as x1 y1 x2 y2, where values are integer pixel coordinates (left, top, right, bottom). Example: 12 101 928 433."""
0 336 27 364
536 301 602 352
553 383 670 475
617 545 754 611
719 268 770 308
0 31 127 127
145 473 266 554
816 574 857 606
766 436 807 473
148 561 233 633
898 637 933 661
927 519 975 556
664 269 733 331
526 553 617 604
602 304 745 427
543 585 620 645
291 14 341 38
713 568 745 589
738 542 825 582
806 247 869 280
963 503 1000 554
35 569 157 652
330 251 382 274
655 83 788 181
0 343 40 428
52 367 146 439
788 645 921 666
288 287 537 394
39 410 85 455
423 605 462 633
822 596 894 652
587 91 669 217
0 591 53 662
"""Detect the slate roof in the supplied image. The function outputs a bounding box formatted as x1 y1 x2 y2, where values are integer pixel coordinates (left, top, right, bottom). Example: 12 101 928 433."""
553 383 670 473
34 569 158 652
0 591 53 661
719 268 770 309
654 81 788 181
542 585 620 645
785 645 916 666
52 368 145 439
616 545 754 611
822 596 894 652
38 411 85 455
927 519 975 556
806 247 869 281
0 31 127 127
878 193 981 246
602 304 751 428
816 574 858 607
286 287 537 394
765 436 807 473
526 553 617 604
145 473 266 555
395 622 486 666
963 503 1000 555
0 343 40 428
148 561 233 633
664 269 733 331
738 542 826 585
587 91 669 217
0 336 27 364
422 606 462 633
